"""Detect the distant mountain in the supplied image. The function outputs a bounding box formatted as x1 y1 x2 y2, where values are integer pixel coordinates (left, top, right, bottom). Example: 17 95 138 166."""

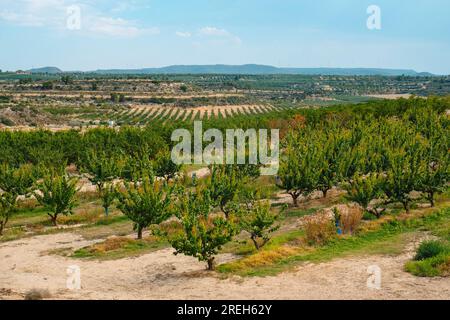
28 67 63 74
93 64 434 76
26 64 435 76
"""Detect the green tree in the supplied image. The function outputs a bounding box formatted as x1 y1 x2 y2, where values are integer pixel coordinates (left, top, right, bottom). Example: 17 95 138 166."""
168 188 236 270
384 143 423 213
0 164 36 235
41 81 54 90
238 196 280 250
116 176 174 239
61 75 72 85
417 146 449 207
344 172 387 218
316 128 351 197
277 133 321 206
34 173 79 226
208 165 242 218
154 150 181 180
80 151 124 216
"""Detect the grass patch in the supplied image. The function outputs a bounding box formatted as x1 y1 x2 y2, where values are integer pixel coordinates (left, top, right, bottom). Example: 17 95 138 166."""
404 239 450 277
71 236 167 260
218 205 450 277
405 253 450 277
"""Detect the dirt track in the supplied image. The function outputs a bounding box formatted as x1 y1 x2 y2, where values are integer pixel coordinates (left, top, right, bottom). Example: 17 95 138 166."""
0 232 448 300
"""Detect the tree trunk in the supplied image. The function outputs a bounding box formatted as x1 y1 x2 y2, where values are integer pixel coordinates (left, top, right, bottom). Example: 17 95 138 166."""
251 235 260 250
221 204 230 219
104 206 109 217
137 225 143 240
0 216 9 235
207 257 215 271
291 193 300 207
428 192 435 207
402 201 410 214
48 213 58 226
322 188 329 198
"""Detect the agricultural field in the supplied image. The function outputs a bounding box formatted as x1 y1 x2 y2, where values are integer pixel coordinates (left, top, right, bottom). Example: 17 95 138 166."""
1 73 449 128
0 95 449 300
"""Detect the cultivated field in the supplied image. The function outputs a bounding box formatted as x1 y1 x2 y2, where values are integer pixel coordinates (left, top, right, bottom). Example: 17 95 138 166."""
0 74 449 300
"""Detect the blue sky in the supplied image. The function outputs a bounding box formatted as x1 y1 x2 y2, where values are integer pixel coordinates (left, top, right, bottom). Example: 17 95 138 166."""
0 0 449 74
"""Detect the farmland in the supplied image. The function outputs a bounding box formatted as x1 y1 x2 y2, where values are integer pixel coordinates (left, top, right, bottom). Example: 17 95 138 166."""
0 72 449 300
1 73 449 128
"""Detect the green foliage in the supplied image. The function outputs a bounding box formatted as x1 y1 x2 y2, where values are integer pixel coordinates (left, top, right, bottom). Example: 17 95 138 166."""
0 116 14 126
60 75 73 85
405 253 450 277
116 176 174 239
0 163 36 196
153 150 181 180
316 127 352 197
0 163 37 235
277 130 322 206
414 240 449 261
34 173 79 226
238 195 280 250
406 240 450 277
208 165 243 217
415 118 449 207
0 192 16 236
80 151 125 216
100 182 116 217
384 141 424 213
168 188 236 270
344 173 387 218
41 81 54 90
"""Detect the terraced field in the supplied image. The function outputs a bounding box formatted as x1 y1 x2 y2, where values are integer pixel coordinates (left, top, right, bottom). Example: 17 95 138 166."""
76 103 282 125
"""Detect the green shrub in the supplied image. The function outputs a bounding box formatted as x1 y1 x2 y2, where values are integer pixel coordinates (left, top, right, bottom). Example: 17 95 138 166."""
405 253 450 277
0 116 15 126
414 240 449 261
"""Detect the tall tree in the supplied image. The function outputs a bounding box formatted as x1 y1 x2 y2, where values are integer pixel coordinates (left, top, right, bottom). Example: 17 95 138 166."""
168 188 236 270
0 164 36 235
344 172 387 218
237 192 280 250
116 176 174 239
277 132 321 206
80 151 124 216
34 173 79 226
384 140 424 213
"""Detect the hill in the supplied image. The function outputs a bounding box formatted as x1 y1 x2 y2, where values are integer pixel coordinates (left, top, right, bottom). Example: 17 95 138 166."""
28 67 63 74
93 64 434 76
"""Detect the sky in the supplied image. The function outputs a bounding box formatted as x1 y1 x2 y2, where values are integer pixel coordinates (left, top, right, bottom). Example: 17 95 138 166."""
0 0 449 74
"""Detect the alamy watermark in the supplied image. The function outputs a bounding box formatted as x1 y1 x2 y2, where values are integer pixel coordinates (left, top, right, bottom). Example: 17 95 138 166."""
66 265 81 290
367 5 381 30
171 122 280 176
367 265 382 290
67 5 81 30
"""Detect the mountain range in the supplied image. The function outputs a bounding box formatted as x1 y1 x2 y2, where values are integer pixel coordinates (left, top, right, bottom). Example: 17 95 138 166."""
28 64 435 76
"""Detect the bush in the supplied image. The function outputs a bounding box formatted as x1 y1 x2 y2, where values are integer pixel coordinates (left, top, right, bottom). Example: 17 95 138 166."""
24 288 51 300
337 205 363 235
304 212 336 245
414 240 449 261
0 116 15 126
405 253 450 277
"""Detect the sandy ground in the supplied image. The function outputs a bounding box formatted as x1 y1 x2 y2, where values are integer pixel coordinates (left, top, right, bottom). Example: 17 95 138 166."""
0 229 449 300
366 94 413 100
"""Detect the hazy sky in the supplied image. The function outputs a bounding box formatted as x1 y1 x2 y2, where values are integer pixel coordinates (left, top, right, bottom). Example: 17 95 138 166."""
0 0 449 74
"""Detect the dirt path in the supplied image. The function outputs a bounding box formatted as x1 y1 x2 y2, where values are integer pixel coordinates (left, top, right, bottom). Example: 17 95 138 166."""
0 231 448 300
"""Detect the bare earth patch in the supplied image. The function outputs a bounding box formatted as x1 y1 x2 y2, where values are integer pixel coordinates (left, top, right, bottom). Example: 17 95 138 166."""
0 231 448 300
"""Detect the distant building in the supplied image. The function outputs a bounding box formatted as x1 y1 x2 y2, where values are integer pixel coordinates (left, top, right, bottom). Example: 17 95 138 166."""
15 70 31 75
